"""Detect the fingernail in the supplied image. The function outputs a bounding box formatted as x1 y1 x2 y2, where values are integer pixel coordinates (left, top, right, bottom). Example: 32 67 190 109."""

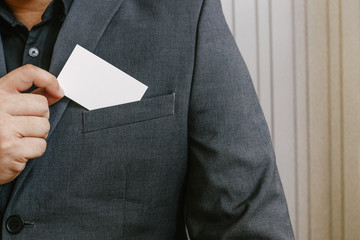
59 87 65 96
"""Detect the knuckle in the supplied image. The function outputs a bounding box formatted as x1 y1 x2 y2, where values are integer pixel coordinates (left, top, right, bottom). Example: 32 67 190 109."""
20 64 36 85
45 109 50 119
0 114 9 130
36 95 48 106
0 118 12 137
10 161 25 173
40 119 50 137
48 74 57 84
21 65 35 79
22 64 35 73
41 72 55 87
43 119 50 132
38 139 47 154
0 95 10 112
0 140 14 152
33 95 49 115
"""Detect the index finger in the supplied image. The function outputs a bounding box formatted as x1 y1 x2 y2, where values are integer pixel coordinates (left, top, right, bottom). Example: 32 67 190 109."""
0 64 64 99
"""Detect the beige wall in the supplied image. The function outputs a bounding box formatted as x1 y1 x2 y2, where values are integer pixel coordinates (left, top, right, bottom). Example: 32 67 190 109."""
221 0 360 239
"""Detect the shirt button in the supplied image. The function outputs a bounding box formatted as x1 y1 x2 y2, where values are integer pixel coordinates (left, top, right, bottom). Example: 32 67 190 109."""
6 215 25 234
29 47 39 57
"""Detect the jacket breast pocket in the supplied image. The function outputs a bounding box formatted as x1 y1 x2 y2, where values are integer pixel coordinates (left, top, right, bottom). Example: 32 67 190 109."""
82 93 175 133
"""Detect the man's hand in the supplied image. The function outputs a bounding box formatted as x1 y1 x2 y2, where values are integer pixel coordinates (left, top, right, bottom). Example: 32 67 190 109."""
0 64 64 185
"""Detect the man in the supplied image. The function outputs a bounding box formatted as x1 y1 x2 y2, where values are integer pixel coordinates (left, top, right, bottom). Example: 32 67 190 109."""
0 0 295 239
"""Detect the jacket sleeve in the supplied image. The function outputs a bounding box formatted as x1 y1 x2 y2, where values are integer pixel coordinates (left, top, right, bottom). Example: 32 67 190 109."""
185 0 295 239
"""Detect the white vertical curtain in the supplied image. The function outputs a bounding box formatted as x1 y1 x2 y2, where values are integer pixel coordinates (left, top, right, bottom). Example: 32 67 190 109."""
220 0 360 239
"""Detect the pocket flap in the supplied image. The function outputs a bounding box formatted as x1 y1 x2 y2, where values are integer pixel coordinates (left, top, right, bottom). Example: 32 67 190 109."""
82 93 175 133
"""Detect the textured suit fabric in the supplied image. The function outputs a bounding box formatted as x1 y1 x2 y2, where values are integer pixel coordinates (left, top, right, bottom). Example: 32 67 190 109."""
0 0 295 239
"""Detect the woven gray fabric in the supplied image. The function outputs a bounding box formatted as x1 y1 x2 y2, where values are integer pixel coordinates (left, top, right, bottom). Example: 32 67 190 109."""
0 0 294 239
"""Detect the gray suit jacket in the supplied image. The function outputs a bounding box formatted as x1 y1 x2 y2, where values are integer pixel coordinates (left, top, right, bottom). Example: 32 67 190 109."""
0 0 294 239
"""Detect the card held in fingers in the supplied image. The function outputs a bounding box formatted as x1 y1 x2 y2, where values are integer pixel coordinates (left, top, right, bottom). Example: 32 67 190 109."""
57 45 148 110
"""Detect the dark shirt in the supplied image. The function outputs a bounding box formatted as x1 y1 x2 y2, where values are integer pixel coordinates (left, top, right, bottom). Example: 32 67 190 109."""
0 0 72 233
0 0 73 72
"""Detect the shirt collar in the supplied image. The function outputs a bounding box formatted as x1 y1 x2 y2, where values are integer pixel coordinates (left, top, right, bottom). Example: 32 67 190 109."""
0 1 17 27
62 0 73 15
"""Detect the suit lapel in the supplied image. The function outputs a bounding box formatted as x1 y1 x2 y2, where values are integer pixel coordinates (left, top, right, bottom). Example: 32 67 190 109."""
9 0 126 204
0 35 4 194
0 34 6 78
48 0 125 139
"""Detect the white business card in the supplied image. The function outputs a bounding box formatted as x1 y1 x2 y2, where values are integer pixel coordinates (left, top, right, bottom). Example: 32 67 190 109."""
57 45 148 110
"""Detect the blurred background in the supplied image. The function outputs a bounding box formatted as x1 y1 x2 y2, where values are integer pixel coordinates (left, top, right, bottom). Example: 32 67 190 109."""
220 0 360 239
